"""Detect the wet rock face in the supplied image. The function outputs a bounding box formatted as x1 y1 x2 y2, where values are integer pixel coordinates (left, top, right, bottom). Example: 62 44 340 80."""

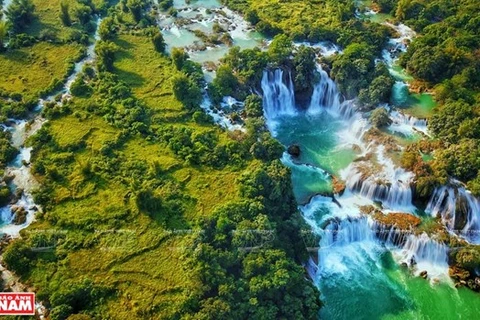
332 176 346 196
287 144 301 158
419 270 428 279
454 192 469 231
11 206 27 225
0 234 12 253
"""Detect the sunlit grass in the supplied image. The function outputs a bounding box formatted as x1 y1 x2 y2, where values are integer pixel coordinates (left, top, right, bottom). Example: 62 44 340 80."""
0 42 82 97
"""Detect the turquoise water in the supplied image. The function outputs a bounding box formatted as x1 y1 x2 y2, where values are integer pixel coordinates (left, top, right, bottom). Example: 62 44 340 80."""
271 113 357 203
273 113 357 175
269 96 480 320
392 83 437 118
161 0 265 64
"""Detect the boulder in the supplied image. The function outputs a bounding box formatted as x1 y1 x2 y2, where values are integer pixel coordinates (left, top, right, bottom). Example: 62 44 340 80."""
419 270 428 279
454 193 469 231
287 144 301 158
11 188 24 203
12 206 28 225
332 176 346 196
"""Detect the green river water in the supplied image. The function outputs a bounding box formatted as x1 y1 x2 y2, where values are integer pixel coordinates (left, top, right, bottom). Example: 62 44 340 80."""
159 0 480 318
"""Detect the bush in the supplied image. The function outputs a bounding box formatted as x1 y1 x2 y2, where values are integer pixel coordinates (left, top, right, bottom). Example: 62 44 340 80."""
70 76 92 97
59 1 71 26
172 74 202 110
6 0 35 32
370 108 392 128
99 17 116 40
3 239 34 276
244 94 263 118
152 30 166 53
95 40 118 72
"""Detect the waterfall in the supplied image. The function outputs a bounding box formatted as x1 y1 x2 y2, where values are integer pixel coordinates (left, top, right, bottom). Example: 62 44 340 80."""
342 146 415 211
393 233 449 279
309 65 354 119
321 218 376 247
426 185 480 243
344 168 414 210
389 110 429 136
319 217 449 279
401 233 448 267
261 69 296 119
306 257 318 280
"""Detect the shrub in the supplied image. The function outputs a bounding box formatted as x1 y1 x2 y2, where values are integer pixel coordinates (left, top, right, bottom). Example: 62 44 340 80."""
370 108 392 128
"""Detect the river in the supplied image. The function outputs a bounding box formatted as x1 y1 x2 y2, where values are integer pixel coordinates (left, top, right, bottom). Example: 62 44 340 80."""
157 0 480 318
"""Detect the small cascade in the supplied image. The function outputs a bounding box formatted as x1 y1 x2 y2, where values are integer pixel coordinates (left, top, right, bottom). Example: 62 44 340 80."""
394 233 449 279
199 95 245 132
389 110 428 136
342 161 415 211
321 217 376 247
319 217 449 279
426 185 480 243
391 81 409 106
280 153 331 179
318 217 380 275
0 18 103 236
261 69 296 119
305 257 318 280
309 65 354 119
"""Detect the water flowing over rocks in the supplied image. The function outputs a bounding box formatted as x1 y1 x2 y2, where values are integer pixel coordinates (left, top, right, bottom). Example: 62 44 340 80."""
0 17 102 237
426 183 480 243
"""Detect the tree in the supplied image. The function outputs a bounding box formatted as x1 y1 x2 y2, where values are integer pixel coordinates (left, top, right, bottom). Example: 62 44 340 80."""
73 4 92 25
95 40 118 72
370 108 392 128
244 94 263 118
126 0 143 22
429 100 474 143
171 47 189 70
250 133 284 162
331 43 375 98
172 74 202 110
6 0 35 32
0 21 7 51
293 46 317 92
99 17 116 40
70 76 91 97
211 65 238 97
358 75 394 110
2 239 34 276
59 1 71 26
158 0 173 11
152 30 165 53
406 46 450 82
268 34 292 65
